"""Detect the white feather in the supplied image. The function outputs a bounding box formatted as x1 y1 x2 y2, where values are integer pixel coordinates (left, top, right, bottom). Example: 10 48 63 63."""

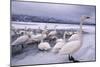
48 31 57 36
56 38 63 42
58 16 90 56
33 34 47 41
11 35 29 45
59 40 81 55
38 42 51 50
52 41 65 53
68 33 80 41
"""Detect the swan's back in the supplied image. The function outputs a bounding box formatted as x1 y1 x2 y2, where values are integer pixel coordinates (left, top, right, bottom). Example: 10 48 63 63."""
56 39 63 42
59 40 81 55
48 31 57 36
68 33 80 41
11 35 29 45
38 42 51 50
52 41 65 53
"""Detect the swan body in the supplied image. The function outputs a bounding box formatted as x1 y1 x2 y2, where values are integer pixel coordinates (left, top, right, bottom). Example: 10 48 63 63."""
52 31 67 53
25 35 36 44
59 40 81 55
38 42 51 50
11 35 29 46
24 34 45 44
38 25 51 51
68 33 80 41
48 25 57 36
42 29 48 34
56 38 63 42
58 16 90 62
33 26 48 41
52 41 65 53
33 33 47 41
48 31 57 36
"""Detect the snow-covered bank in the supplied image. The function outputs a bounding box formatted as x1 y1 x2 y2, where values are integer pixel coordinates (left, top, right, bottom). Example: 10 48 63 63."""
12 21 95 33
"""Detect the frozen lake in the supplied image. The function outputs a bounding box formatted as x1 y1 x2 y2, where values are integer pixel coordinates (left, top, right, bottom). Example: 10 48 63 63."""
11 22 96 66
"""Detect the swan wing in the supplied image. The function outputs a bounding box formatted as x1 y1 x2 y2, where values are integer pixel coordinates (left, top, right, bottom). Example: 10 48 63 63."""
52 42 65 52
56 39 63 42
68 34 80 41
11 35 29 45
59 40 81 55
53 42 65 49
48 31 57 36
38 42 51 50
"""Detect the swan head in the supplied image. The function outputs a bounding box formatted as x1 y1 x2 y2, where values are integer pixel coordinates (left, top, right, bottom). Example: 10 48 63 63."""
81 16 91 21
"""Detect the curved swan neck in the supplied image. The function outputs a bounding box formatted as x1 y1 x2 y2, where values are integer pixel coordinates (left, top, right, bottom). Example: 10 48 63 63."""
79 16 90 44
79 18 84 35
79 16 86 37
79 18 84 44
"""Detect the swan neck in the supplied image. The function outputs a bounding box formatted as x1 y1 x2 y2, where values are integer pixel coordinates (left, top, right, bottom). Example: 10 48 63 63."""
41 33 44 43
79 19 83 35
79 19 84 44
63 32 66 41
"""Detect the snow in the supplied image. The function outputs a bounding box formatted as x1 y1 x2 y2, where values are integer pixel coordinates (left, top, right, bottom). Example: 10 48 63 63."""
12 21 95 32
11 21 95 66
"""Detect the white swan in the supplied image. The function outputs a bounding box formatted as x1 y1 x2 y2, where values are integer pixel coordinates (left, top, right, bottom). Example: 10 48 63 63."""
24 30 36 45
42 25 48 34
11 31 31 49
33 33 47 41
52 31 67 53
48 25 57 36
68 17 89 41
35 26 47 39
56 38 63 43
58 16 91 62
38 33 51 51
29 26 48 44
68 32 80 41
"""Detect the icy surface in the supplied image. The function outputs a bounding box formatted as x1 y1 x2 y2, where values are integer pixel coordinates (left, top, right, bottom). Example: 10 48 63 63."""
11 22 95 66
